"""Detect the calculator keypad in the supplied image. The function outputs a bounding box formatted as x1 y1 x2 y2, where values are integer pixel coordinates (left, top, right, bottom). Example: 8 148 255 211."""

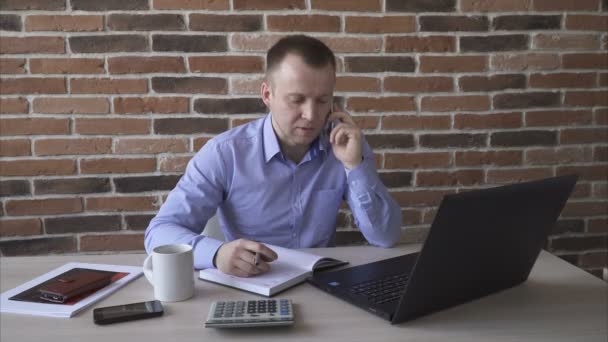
205 299 294 328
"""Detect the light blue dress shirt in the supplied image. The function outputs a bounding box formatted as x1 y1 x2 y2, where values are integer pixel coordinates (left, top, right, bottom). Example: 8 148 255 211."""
145 114 402 269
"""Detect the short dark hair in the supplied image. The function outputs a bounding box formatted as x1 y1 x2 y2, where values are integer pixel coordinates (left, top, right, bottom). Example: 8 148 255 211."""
266 35 336 79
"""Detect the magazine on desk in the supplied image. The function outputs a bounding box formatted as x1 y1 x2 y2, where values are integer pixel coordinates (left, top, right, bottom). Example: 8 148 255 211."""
0 262 142 318
199 245 347 296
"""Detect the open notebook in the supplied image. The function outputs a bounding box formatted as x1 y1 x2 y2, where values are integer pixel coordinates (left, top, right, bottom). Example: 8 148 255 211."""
199 244 346 296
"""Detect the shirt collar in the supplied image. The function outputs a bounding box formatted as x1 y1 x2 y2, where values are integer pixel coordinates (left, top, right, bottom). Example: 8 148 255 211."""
263 114 282 163
262 113 330 164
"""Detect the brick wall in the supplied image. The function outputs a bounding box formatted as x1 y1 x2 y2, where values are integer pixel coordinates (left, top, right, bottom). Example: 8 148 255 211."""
0 0 606 277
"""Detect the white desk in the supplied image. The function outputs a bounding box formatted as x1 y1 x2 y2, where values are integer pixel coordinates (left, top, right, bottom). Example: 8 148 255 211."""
1 244 606 342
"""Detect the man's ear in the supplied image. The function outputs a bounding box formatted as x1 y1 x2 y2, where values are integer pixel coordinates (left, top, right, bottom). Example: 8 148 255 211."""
261 81 272 107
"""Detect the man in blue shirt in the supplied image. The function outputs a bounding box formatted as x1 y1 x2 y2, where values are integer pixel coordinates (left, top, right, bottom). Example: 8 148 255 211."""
145 35 402 277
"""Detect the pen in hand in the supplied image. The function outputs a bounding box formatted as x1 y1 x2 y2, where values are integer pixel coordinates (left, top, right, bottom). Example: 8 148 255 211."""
254 252 260 266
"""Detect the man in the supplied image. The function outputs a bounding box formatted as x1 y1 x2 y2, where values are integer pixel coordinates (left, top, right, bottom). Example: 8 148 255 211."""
145 35 402 278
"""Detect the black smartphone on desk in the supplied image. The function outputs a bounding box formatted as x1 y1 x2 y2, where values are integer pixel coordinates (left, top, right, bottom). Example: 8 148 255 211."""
93 300 164 325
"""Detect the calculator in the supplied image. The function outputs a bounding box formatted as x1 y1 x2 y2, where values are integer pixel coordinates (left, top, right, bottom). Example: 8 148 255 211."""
205 299 294 328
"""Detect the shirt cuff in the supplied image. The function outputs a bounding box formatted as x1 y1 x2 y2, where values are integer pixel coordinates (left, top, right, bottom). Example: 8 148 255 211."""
193 237 224 270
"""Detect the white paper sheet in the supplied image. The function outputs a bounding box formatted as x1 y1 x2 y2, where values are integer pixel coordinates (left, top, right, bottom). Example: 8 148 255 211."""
0 262 143 318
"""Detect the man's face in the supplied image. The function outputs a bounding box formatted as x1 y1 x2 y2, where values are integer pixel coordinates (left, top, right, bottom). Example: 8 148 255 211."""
261 54 335 151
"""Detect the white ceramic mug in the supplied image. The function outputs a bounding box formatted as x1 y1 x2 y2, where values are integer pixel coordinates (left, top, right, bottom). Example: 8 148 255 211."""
143 244 194 302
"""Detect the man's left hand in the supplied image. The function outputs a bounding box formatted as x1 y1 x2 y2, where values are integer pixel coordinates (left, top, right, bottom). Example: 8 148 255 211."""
327 104 363 170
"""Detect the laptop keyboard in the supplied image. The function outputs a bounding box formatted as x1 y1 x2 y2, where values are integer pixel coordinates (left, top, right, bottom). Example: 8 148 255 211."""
348 273 409 305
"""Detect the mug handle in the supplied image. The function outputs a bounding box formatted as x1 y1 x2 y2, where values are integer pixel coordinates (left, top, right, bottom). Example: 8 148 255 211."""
143 254 154 285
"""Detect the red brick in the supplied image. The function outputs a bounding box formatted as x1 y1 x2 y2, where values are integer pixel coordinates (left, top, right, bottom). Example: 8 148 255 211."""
352 116 380 130
454 112 522 129
421 95 490 112
588 218 607 233
159 155 193 172
525 110 592 126
189 56 264 73
86 196 158 212
417 170 485 187
81 157 156 174
486 168 553 184
386 36 455 53
590 182 605 201
401 209 422 226
534 34 600 50
1 118 70 135
153 0 229 10
460 0 530 11
33 97 109 114
595 108 608 125
0 139 30 157
565 91 608 107
0 159 75 176
384 76 453 93
529 73 596 88
571 183 592 198
115 138 189 154
193 136 213 150
345 16 415 33
0 78 66 94
563 53 608 69
311 0 380 11
0 58 26 74
113 97 189 114
5 198 82 216
267 15 340 32
0 98 28 114
557 165 608 181
600 73 608 87
420 56 487 73
594 146 607 161
382 115 451 130
75 118 150 135
30 58 105 74
26 15 103 32
491 53 560 71
562 202 607 217
455 151 522 167
34 138 112 156
459 74 526 92
525 147 593 165
231 34 282 52
231 77 263 95
533 0 599 11
385 152 451 169
0 36 65 54
320 37 382 53
336 76 380 93
108 56 185 74
0 218 42 237
566 15 608 31
347 96 415 112
233 0 305 10
392 190 454 207
561 128 608 144
80 234 144 252
579 252 608 268
71 78 148 94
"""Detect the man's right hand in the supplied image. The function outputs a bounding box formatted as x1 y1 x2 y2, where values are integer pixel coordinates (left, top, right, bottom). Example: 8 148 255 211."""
213 239 278 277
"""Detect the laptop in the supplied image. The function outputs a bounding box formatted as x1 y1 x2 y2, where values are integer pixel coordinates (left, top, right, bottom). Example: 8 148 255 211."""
308 175 578 324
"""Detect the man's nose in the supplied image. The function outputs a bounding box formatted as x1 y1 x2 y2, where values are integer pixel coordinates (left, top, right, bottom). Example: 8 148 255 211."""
301 102 315 121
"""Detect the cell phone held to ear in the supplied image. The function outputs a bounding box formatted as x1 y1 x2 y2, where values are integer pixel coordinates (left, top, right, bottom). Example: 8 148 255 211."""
93 300 164 325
